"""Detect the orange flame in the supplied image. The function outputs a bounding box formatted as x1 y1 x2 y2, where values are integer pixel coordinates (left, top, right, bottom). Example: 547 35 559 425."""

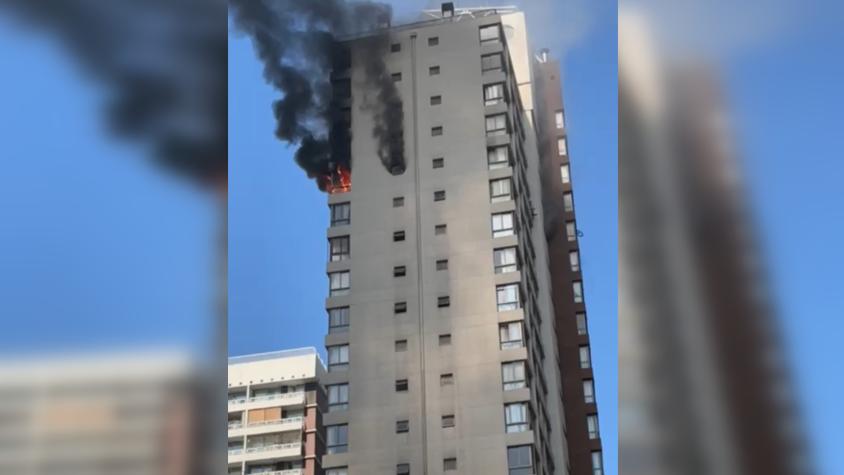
322 165 351 194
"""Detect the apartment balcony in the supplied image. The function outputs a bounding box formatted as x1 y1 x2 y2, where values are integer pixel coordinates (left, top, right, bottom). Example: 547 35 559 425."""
228 442 303 464
228 417 305 438
228 391 306 411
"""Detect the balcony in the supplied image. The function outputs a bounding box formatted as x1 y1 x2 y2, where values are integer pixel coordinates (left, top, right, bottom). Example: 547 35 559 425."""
228 442 303 464
228 392 306 411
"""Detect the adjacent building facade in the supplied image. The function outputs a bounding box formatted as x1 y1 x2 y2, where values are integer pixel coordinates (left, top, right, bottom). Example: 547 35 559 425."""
228 348 326 475
319 5 602 475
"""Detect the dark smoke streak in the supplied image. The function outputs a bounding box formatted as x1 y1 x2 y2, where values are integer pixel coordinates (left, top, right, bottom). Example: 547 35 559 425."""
229 0 406 188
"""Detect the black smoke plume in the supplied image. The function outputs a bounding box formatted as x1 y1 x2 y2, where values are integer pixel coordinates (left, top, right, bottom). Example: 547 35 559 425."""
229 0 406 188
0 0 227 187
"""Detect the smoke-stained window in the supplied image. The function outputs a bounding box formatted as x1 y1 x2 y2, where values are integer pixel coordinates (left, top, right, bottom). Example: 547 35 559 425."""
484 83 505 106
492 212 515 238
490 178 512 203
504 403 529 433
479 24 501 45
328 236 350 262
329 271 350 297
485 114 507 136
330 202 350 226
482 53 503 72
499 321 524 349
328 307 349 333
501 361 527 390
496 284 521 311
327 345 349 372
494 247 518 274
488 146 509 170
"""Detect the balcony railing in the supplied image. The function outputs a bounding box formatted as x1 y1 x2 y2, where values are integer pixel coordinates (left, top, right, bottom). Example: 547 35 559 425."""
244 442 301 454
248 392 304 403
247 416 304 427
228 448 243 455
228 422 243 430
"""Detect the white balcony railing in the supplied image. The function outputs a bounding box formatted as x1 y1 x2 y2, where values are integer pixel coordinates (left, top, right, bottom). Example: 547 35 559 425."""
244 442 301 454
228 448 243 455
248 392 304 403
247 416 303 428
228 422 243 430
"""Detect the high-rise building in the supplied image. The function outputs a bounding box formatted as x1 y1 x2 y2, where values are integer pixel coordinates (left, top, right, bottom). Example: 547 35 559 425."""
227 348 326 475
320 5 602 475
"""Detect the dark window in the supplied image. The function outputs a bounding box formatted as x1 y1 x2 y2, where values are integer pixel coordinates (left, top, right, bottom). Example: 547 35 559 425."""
434 190 446 201
482 53 503 72
441 415 455 428
396 379 408 391
394 301 407 314
435 224 447 235
439 334 452 346
428 36 439 46
393 196 404 207
432 126 443 136
394 266 406 277
397 464 410 475
391 43 401 52
429 65 440 75
391 72 402 81
444 458 457 471
432 157 444 168
394 230 406 242
395 339 407 352
440 373 454 386
436 259 448 271
430 95 442 105
396 420 409 433
438 296 450 308
507 445 533 475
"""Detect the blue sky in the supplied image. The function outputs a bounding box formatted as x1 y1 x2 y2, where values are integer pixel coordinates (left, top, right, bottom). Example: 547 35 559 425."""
228 2 618 474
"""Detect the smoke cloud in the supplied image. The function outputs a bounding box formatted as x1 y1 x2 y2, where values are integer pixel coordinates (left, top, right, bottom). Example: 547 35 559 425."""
229 0 406 189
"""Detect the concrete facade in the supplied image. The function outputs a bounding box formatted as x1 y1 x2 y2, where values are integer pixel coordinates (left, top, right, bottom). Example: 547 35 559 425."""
319 6 598 475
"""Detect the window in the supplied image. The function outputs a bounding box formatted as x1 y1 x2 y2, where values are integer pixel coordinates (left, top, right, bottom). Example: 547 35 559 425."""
569 250 580 272
488 146 509 169
494 247 518 273
576 312 588 335
560 163 571 184
490 178 512 203
434 190 446 201
583 379 595 404
391 43 401 52
395 339 407 352
557 137 567 156
443 458 457 471
484 83 505 106
329 271 350 296
391 72 402 82
435 224 447 235
579 345 591 369
481 53 503 72
496 284 520 311
326 468 348 475
328 345 349 371
492 212 515 238
591 451 604 475
328 307 350 333
431 95 442 105
394 301 407 314
437 296 450 308
441 415 455 428
394 230 406 242
566 221 577 241
428 36 439 46
587 414 600 439
440 373 454 386
439 334 452 346
433 157 444 169
507 445 533 475
479 24 501 44
330 202 350 226
432 126 443 136
485 114 507 136
429 65 440 75
573 281 584 303
505 402 529 433
554 110 565 128
394 265 406 277
393 196 404 207
329 236 350 262
396 464 410 475
499 321 524 349
396 420 409 433
326 424 348 454
327 383 349 411
436 259 448 270
563 192 574 212
396 379 408 391
502 361 526 390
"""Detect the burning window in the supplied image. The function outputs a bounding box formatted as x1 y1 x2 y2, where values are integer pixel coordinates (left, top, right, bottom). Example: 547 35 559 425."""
322 166 351 194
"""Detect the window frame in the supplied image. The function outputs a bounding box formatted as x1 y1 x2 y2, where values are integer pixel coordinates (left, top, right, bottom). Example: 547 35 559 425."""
579 345 592 369
501 361 527 390
555 110 565 129
557 137 568 156
492 212 515 238
487 146 510 170
573 280 584 303
504 402 529 433
494 247 518 274
506 445 534 475
484 83 506 106
328 307 350 333
560 163 571 184
327 344 349 372
326 424 348 454
569 249 580 272
485 113 508 136
330 202 350 226
490 177 513 203
481 53 503 72
329 271 350 297
583 379 595 404
479 24 502 44
496 283 521 312
328 235 350 262
327 383 349 411
499 321 524 349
